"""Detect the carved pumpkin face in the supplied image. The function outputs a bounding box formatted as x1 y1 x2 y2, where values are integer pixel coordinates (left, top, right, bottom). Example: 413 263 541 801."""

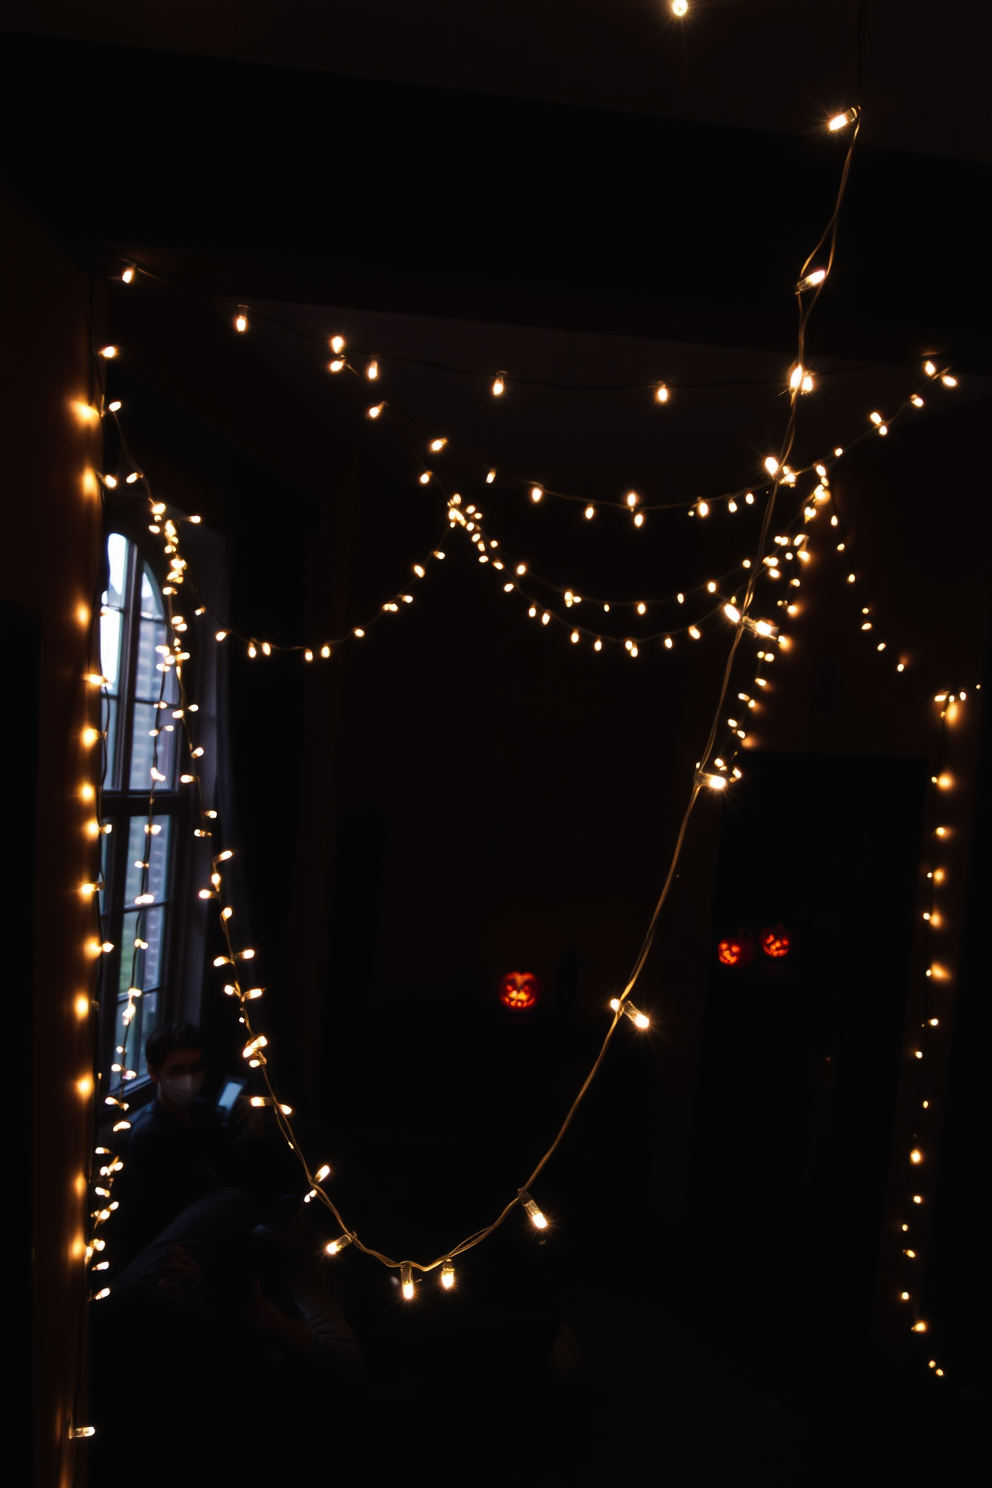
500 971 541 1012
761 925 791 959
717 930 755 968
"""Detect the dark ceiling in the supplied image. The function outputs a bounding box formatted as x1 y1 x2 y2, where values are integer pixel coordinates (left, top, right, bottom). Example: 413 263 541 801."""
2 3 990 370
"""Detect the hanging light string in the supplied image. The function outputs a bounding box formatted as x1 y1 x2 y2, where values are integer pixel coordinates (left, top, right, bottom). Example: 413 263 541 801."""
115 253 895 402
179 359 957 671
80 402 192 1292
71 107 868 1292
812 451 980 1375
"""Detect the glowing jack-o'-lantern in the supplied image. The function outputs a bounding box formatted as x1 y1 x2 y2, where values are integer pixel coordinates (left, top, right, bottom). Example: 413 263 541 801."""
717 930 755 968
500 971 541 1012
760 925 791 959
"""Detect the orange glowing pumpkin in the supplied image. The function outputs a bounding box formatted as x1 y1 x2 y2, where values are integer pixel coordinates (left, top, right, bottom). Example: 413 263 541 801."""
760 925 791 959
717 930 755 968
500 971 541 1012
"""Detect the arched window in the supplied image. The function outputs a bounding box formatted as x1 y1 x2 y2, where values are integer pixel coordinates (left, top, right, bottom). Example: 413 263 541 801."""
97 531 183 1076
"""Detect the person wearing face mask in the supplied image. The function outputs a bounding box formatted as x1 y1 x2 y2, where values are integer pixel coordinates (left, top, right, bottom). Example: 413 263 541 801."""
121 1021 238 1258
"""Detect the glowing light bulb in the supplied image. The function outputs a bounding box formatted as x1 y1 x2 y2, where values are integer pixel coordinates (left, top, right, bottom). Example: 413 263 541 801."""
314 1164 331 1183
828 107 858 131
609 997 650 1029
419 471 431 485
325 1235 352 1256
367 360 379 380
924 361 937 377
796 268 827 292
530 487 543 503
440 1261 455 1290
400 1262 415 1300
492 374 505 396
764 457 780 477
519 1191 547 1229
910 1149 922 1164
941 374 958 388
633 512 645 527
330 335 345 354
329 358 346 373
70 1426 96 1439
655 383 669 403
688 626 701 640
234 308 248 333
911 1321 927 1332
724 604 741 623
585 505 595 519
429 437 447 452
98 346 118 359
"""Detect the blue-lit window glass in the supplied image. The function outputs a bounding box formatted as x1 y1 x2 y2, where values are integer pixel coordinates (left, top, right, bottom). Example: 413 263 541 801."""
98 532 179 1085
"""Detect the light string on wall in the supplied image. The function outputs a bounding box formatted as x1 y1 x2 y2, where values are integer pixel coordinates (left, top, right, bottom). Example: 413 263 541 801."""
808 475 980 1379
79 104 868 1295
182 362 962 674
118 250 943 538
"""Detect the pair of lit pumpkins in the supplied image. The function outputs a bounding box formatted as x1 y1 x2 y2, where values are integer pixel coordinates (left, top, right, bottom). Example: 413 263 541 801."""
717 925 791 967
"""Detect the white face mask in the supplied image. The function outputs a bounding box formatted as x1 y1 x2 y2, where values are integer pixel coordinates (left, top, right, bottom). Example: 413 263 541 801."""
160 1071 203 1107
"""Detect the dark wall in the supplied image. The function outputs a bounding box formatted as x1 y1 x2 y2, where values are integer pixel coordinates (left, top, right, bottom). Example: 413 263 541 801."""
1 185 105 1488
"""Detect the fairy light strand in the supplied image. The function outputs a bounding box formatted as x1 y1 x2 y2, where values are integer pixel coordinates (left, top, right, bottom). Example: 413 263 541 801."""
77 107 870 1289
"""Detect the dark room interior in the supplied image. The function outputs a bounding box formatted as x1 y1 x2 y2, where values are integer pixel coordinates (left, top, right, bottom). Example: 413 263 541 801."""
3 3 989 1484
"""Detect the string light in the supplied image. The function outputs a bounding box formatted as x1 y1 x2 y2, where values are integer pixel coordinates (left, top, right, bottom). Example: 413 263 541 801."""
86 115 970 1305
234 307 249 334
519 1191 548 1229
609 997 650 1029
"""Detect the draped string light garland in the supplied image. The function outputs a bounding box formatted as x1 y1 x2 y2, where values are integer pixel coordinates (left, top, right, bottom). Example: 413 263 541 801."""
809 478 981 1383
78 106 872 1296
186 362 960 673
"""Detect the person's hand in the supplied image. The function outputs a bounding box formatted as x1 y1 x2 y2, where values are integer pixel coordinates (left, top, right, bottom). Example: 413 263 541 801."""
241 1275 287 1334
157 1246 206 1301
241 1276 312 1355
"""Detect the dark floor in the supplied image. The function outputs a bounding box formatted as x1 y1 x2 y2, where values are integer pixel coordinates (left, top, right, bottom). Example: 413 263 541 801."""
86 1200 987 1488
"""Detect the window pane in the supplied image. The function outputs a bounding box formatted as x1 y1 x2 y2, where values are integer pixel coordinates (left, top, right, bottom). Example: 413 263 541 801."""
119 906 167 995
114 989 158 1074
129 702 177 790
141 906 166 991
134 615 167 701
103 533 129 610
104 695 118 787
140 565 165 621
99 605 123 692
124 815 172 905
